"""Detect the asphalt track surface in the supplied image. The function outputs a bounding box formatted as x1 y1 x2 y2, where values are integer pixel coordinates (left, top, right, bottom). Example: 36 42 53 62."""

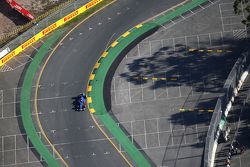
34 0 184 166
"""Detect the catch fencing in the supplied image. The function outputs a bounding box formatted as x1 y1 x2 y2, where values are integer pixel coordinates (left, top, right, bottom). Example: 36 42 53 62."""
204 51 250 167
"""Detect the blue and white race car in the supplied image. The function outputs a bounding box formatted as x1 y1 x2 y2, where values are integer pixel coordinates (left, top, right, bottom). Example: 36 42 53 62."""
78 93 87 111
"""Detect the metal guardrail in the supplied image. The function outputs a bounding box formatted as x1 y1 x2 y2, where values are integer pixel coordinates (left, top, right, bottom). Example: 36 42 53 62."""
0 0 90 50
204 51 250 167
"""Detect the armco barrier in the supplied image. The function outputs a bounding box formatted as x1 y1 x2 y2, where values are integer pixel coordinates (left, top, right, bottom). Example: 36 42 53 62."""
204 51 250 167
86 0 208 166
0 0 102 66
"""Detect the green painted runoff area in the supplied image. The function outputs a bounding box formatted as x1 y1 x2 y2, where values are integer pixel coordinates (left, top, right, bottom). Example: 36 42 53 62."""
88 0 208 166
20 29 65 167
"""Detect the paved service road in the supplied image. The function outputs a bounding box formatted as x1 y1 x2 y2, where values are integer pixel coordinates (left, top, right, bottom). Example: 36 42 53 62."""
33 0 184 166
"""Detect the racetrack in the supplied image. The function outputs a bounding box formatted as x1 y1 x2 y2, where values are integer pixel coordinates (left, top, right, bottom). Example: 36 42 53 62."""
33 0 184 166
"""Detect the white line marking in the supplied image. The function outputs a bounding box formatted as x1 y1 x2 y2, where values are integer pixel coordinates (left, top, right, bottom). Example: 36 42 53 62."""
137 44 141 57
14 135 16 164
141 80 144 102
131 121 133 144
196 123 199 142
114 78 117 105
128 81 132 103
182 116 187 145
144 120 148 149
149 41 152 57
31 45 38 51
157 119 161 146
199 5 205 9
173 38 176 52
2 136 4 165
196 35 200 48
208 33 212 46
153 75 156 100
13 57 23 66
170 120 174 145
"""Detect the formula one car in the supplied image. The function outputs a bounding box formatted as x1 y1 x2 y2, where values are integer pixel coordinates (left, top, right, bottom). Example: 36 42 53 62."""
78 93 87 111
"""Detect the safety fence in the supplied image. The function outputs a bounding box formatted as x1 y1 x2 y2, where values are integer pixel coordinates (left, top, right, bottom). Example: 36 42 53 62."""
204 51 250 167
0 0 106 66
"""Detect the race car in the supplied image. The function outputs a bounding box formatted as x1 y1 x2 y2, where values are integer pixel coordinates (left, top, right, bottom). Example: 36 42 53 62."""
78 93 87 111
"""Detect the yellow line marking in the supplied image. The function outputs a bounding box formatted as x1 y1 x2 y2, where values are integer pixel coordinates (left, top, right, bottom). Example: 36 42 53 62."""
188 49 196 51
122 31 130 37
189 49 232 53
179 108 185 112
111 41 119 47
134 77 177 81
152 77 158 81
34 1 118 166
208 109 214 112
199 109 205 112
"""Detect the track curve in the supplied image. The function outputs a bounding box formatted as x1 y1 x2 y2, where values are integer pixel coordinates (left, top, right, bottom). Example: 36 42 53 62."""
35 0 183 166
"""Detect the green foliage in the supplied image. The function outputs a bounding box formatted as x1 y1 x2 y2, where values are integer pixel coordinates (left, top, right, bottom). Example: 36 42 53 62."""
234 0 250 27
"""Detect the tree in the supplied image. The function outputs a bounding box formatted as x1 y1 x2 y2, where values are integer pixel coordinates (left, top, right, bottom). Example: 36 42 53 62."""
233 0 250 27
